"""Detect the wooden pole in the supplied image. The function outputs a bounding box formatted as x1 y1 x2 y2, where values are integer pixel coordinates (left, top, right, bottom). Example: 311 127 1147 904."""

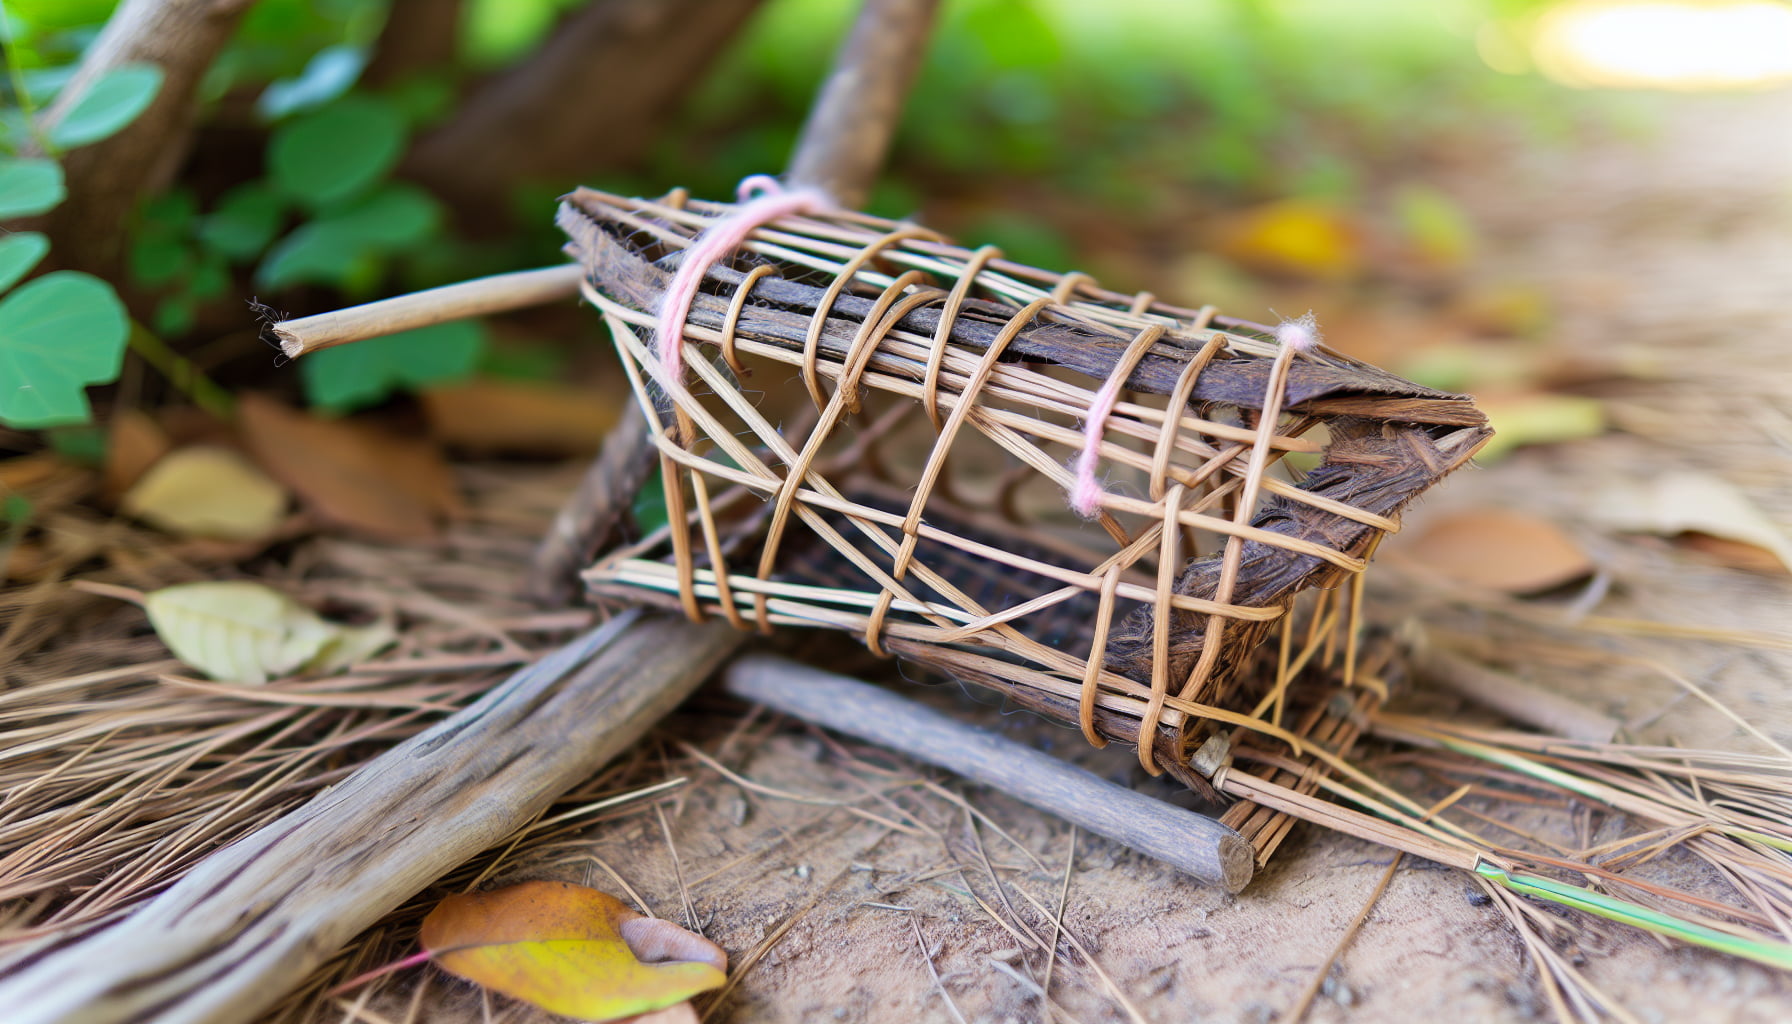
0 612 741 1024
724 655 1255 892
785 0 940 208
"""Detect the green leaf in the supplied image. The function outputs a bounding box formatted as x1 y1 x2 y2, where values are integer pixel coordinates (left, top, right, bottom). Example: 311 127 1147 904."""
334 182 440 247
253 184 440 290
255 220 366 290
300 320 486 412
0 233 50 292
48 63 165 150
200 182 286 260
0 272 129 428
0 158 66 218
267 96 406 208
258 44 367 120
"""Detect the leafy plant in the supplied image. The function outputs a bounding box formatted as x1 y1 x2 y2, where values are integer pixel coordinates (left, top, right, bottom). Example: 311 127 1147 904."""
0 23 160 428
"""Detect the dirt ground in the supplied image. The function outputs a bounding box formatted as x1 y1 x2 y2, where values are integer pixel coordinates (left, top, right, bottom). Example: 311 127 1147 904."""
356 86 1792 1024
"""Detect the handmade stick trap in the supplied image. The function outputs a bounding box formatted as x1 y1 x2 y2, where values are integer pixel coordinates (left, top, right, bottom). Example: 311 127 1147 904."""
559 184 1492 865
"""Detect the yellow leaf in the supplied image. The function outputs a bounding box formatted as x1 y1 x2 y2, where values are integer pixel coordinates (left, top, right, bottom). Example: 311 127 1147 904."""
142 581 392 684
422 881 726 1022
1216 199 1363 281
121 445 287 539
1473 393 1605 461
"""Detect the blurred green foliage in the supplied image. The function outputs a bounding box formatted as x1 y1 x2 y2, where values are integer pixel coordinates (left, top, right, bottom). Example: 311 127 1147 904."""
0 0 1570 430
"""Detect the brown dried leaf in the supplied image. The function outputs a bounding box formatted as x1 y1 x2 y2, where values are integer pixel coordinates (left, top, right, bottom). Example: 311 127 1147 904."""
1387 508 1593 593
1592 471 1792 573
238 394 460 542
102 408 172 501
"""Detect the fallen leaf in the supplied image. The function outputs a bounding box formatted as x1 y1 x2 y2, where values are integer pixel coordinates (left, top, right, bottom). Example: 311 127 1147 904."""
238 393 460 541
1591 471 1792 574
420 379 618 455
1472 392 1605 461
1386 508 1593 593
143 580 395 684
421 881 726 1022
122 445 288 539
1215 199 1363 281
102 408 172 500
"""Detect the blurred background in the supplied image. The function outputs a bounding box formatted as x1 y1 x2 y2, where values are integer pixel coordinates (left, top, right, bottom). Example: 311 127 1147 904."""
5 0 1790 435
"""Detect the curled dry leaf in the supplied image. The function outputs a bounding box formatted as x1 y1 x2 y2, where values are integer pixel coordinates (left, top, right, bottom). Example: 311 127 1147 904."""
121 445 287 539
1591 471 1792 574
1386 508 1593 594
142 580 395 684
420 881 726 1022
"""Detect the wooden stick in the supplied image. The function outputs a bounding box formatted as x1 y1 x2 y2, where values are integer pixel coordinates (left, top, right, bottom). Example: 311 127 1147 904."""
722 655 1255 892
271 263 584 358
0 610 741 1024
785 0 940 208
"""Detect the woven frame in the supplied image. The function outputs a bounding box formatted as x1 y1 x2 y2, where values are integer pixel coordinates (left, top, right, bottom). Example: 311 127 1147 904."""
559 186 1491 782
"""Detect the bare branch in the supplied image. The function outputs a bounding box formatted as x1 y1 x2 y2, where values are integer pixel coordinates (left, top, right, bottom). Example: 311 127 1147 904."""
405 0 766 207
785 0 941 208
29 0 255 278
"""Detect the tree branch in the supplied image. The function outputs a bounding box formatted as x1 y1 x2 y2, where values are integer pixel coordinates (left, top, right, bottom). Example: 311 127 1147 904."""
785 0 940 208
405 0 767 209
29 0 254 279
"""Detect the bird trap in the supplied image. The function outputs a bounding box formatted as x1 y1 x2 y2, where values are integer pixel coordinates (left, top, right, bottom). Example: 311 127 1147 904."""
559 186 1491 837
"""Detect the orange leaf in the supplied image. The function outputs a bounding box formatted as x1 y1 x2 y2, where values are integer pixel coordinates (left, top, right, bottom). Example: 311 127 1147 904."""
1387 508 1593 594
420 379 618 455
421 881 726 1022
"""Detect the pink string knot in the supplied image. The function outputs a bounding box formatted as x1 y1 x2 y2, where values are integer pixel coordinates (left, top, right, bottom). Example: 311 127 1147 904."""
653 176 834 388
1067 312 1323 519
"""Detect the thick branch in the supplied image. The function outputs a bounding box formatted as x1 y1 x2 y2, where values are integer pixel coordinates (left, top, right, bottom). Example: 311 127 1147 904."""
0 611 741 1024
29 0 254 278
785 0 940 207
362 0 464 86
405 0 766 207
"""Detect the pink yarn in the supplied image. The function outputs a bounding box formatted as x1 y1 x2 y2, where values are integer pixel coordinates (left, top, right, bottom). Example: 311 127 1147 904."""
1070 372 1128 518
1067 312 1323 518
654 177 832 387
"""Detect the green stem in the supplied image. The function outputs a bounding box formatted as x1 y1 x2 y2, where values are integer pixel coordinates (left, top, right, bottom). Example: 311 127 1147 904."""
1476 862 1792 972
0 2 55 155
127 320 235 420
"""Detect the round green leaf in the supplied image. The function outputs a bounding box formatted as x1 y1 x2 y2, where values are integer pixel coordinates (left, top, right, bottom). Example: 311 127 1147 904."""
299 319 486 412
255 219 366 290
0 158 66 218
0 271 128 428
48 63 165 150
267 96 405 208
334 182 440 247
0 232 51 292
200 182 287 260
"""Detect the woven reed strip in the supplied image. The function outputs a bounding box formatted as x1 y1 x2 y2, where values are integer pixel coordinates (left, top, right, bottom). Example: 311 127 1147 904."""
563 189 1490 782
